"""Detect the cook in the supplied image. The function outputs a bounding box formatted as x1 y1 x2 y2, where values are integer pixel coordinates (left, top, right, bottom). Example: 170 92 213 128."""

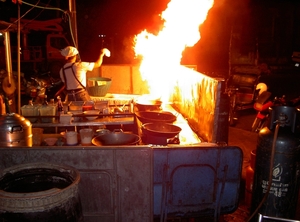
59 46 110 101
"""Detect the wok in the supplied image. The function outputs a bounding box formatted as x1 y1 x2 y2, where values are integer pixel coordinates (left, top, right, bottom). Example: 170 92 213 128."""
135 111 177 124
92 129 140 146
134 99 162 111
141 122 182 138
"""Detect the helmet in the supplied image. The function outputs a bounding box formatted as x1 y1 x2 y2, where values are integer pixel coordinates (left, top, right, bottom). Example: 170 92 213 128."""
256 83 267 95
60 46 79 57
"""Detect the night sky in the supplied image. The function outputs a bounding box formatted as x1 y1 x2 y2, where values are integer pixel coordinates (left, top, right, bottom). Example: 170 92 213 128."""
1 0 300 71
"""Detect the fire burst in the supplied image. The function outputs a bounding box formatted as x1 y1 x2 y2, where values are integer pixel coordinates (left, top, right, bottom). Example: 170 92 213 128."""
134 0 214 101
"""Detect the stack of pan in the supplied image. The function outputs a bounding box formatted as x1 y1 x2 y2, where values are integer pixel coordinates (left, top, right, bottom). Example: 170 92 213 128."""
135 108 181 145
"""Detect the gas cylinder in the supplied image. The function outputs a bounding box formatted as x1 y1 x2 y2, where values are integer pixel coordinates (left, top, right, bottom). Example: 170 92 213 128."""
251 106 300 221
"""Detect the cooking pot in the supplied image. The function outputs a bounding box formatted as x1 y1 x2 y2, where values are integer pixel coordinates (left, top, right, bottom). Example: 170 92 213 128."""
141 122 182 138
0 113 32 147
135 111 177 124
92 129 140 146
134 99 162 111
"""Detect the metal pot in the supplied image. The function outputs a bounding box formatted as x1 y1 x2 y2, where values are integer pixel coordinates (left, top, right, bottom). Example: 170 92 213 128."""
92 129 140 146
134 99 162 111
0 113 32 147
141 122 182 138
95 128 111 136
135 111 177 124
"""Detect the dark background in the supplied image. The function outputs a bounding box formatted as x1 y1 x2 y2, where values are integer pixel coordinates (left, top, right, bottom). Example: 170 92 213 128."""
1 0 300 72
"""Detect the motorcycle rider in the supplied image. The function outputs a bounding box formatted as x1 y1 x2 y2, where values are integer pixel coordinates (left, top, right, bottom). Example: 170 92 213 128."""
58 46 110 101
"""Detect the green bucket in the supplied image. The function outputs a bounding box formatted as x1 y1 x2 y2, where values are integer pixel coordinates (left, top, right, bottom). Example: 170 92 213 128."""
87 77 112 97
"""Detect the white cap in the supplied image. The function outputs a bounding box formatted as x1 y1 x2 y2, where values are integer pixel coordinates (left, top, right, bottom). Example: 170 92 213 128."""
103 48 111 57
61 46 79 57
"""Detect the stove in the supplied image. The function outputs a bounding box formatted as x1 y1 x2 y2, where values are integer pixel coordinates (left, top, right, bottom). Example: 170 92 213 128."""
92 93 202 145
141 133 180 146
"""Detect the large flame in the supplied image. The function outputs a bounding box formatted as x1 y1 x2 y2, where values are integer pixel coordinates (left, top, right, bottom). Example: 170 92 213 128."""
134 0 214 101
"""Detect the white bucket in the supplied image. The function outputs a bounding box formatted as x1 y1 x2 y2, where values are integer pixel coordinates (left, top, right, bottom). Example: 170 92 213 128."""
65 131 78 146
79 128 93 146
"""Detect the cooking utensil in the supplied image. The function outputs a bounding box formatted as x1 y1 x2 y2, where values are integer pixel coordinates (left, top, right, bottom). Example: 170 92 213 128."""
0 113 32 147
83 109 100 120
44 137 58 146
95 128 111 136
135 111 177 124
92 129 140 146
87 77 112 97
141 122 182 138
134 99 162 111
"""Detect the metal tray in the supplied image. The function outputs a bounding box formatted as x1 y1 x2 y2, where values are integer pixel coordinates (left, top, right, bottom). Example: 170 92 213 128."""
153 145 243 220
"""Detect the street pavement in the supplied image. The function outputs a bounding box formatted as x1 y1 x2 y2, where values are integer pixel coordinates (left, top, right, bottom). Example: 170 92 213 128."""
223 109 257 222
217 68 300 221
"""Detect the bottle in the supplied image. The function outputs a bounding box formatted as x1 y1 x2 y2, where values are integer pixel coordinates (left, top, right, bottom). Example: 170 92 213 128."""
49 98 55 106
129 99 134 113
57 96 64 115
42 95 48 106
4 96 10 114
49 98 56 117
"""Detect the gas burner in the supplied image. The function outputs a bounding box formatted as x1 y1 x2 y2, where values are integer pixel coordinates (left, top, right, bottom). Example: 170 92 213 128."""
141 133 180 146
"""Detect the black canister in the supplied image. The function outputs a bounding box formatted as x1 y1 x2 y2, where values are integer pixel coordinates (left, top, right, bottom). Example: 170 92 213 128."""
251 106 300 220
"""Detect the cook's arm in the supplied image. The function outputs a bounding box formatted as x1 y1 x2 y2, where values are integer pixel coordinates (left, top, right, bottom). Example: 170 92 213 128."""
94 48 110 68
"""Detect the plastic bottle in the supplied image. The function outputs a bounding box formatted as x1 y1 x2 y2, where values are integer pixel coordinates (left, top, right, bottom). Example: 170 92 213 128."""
42 95 48 106
57 96 64 115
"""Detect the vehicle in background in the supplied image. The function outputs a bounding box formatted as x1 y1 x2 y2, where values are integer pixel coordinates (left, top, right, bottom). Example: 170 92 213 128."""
0 18 70 78
292 51 300 68
251 85 273 132
226 69 266 126
252 94 300 133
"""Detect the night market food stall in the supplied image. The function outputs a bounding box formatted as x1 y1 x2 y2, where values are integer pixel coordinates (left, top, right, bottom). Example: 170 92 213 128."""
0 64 242 221
0 0 243 220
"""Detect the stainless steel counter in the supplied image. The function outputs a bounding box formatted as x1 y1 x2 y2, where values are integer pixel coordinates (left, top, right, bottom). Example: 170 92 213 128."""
32 114 135 133
32 116 134 127
0 145 243 221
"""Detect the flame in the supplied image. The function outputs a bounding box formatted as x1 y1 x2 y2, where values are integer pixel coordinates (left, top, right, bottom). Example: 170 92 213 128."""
134 0 214 101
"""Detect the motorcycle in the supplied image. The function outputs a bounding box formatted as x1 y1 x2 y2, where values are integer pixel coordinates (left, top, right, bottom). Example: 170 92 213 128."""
251 84 273 132
24 71 65 104
226 72 267 126
251 94 293 132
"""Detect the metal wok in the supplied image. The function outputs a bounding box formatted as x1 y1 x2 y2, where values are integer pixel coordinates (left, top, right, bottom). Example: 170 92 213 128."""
135 111 177 124
141 122 182 138
134 99 162 111
92 129 140 146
